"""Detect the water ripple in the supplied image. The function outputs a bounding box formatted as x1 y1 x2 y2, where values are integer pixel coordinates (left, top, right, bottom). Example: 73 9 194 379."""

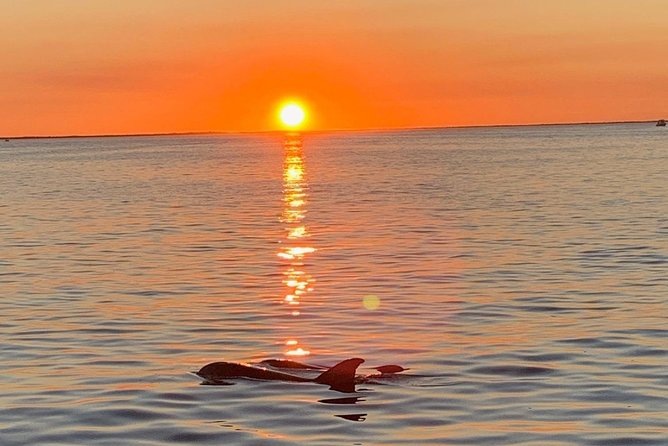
1 126 667 445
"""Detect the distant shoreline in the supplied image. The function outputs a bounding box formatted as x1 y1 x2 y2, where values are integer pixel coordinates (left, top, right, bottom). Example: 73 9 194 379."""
1 119 660 140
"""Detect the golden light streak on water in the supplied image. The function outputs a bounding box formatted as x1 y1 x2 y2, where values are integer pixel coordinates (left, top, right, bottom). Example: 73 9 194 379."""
278 133 315 356
285 347 310 357
288 226 306 239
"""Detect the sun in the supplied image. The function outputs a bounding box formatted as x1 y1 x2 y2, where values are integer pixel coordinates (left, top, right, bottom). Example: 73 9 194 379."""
278 102 306 128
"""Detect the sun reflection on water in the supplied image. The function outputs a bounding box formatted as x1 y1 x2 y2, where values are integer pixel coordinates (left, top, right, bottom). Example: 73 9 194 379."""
279 134 315 357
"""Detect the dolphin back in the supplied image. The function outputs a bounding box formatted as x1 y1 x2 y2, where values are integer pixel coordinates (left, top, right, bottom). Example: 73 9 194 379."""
313 358 364 393
196 361 311 383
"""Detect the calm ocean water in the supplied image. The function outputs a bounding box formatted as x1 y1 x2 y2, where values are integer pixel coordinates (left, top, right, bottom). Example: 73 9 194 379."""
1 124 667 445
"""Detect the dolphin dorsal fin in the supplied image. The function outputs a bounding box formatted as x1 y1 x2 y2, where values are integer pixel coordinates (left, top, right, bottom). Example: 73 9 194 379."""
314 358 364 393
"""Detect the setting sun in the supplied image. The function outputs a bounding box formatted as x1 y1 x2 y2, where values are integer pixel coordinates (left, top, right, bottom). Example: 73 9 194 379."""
279 102 306 128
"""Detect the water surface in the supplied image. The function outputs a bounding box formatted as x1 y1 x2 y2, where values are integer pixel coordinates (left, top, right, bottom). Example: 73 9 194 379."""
1 124 667 445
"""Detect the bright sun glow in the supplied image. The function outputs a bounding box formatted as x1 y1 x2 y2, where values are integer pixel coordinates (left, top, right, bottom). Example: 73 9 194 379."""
279 102 306 128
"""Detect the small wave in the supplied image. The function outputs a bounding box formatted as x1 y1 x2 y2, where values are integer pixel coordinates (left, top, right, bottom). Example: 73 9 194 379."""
468 365 555 376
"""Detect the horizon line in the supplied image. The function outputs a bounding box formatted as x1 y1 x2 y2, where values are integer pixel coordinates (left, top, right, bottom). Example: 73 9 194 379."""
1 119 661 140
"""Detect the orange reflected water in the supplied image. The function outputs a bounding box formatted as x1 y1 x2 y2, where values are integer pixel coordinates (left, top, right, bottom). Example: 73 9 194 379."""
2 127 667 445
278 134 315 356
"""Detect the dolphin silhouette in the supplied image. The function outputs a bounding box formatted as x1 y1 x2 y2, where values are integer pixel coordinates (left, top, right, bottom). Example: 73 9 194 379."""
196 358 365 393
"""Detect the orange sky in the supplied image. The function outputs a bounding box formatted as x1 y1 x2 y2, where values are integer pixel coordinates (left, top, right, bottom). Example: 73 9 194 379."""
1 1 667 136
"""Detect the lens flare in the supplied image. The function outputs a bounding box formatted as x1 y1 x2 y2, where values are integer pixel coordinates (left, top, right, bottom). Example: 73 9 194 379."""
363 295 381 310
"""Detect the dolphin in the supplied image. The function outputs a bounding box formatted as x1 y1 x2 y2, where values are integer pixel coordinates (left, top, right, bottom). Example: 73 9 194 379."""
196 358 365 393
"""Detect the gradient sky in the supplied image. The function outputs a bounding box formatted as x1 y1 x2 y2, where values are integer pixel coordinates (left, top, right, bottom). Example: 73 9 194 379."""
1 0 667 136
